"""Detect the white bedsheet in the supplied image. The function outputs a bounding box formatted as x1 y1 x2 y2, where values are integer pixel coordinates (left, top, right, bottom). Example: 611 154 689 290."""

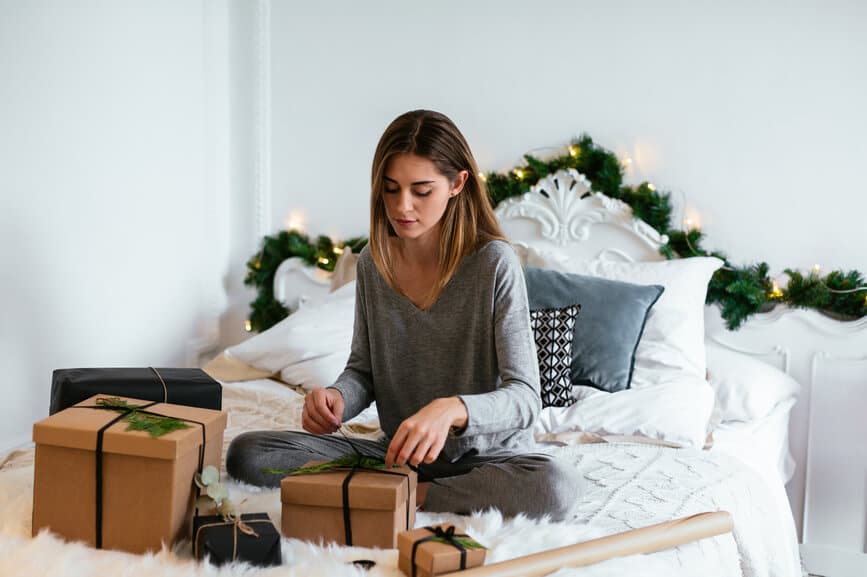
0 380 802 577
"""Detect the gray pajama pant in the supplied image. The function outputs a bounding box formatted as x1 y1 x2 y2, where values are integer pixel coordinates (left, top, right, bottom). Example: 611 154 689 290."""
226 431 582 522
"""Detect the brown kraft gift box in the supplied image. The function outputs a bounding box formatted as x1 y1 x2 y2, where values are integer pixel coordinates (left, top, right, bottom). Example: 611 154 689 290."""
398 524 487 577
32 394 227 554
280 462 416 549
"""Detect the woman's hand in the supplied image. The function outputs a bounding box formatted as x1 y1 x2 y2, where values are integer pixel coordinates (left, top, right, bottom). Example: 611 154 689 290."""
302 387 345 435
385 397 468 467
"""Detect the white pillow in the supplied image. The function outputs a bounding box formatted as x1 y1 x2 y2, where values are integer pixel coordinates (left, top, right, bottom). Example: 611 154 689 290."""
525 247 723 387
535 375 715 448
225 281 355 390
705 340 800 422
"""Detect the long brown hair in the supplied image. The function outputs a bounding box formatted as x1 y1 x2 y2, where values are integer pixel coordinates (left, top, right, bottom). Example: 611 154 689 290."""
369 110 505 308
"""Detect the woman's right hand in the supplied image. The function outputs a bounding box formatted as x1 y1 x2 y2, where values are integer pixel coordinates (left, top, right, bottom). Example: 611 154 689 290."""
302 387 345 434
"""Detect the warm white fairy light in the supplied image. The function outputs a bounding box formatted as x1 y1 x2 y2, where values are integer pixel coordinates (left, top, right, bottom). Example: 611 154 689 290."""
769 279 784 299
286 211 306 232
813 264 821 274
478 171 487 182
647 183 656 192
621 157 633 169
244 320 252 332
318 257 330 265
568 146 580 157
513 168 525 179
333 246 344 255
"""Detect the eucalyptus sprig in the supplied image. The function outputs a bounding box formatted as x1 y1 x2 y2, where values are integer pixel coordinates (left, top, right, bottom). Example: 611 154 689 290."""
194 465 258 536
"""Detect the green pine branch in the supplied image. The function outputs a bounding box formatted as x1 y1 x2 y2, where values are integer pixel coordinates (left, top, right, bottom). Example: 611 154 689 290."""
243 134 866 332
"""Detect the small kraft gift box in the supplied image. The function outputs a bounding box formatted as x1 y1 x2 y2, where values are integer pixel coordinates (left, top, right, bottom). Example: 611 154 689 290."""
32 394 227 554
280 462 417 549
49 367 222 415
193 513 282 567
397 524 487 577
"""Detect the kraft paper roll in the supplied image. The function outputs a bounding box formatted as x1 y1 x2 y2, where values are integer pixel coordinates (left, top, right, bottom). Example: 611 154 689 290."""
440 511 733 577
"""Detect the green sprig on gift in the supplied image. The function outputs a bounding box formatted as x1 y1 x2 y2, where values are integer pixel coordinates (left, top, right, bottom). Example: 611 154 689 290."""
263 454 392 477
94 397 191 438
244 134 867 332
431 535 486 550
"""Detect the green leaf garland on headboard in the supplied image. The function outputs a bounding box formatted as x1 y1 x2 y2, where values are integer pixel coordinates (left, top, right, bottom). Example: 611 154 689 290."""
244 134 866 332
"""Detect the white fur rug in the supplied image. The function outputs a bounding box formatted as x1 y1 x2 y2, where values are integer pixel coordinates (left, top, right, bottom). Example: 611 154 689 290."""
0 382 802 576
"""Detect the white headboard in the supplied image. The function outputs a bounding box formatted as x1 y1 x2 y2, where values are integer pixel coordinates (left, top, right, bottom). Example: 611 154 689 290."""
273 169 867 575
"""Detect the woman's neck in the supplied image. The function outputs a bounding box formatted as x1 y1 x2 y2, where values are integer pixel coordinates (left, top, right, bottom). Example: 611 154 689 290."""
393 228 441 270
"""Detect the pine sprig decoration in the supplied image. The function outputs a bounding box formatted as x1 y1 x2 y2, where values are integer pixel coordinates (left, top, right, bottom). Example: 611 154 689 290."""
263 454 391 477
707 263 774 330
94 397 191 438
244 230 366 331
244 133 866 331
431 536 486 550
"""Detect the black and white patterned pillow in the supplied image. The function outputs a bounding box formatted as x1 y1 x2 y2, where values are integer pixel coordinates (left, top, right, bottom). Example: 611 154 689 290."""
529 304 581 408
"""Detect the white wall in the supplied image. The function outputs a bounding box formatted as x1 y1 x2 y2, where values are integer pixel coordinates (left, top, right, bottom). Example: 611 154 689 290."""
267 0 867 278
0 0 231 452
2 0 864 451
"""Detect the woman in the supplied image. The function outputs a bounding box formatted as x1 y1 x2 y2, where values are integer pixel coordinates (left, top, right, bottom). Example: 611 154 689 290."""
227 110 581 521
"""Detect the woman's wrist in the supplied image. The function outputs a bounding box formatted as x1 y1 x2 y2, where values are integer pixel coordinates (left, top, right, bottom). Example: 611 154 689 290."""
448 396 469 432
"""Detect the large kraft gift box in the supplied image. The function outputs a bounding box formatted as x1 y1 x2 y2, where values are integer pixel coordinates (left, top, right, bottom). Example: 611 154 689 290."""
280 463 417 549
398 524 487 577
32 394 227 554
49 367 222 415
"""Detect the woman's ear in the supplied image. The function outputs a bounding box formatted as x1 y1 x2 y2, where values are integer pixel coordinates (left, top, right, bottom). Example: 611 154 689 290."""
450 170 469 197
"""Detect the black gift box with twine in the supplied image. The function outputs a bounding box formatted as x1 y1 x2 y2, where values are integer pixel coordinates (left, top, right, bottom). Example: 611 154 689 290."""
192 513 281 567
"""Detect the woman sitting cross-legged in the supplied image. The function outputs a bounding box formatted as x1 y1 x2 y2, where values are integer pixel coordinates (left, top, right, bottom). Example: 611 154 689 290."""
227 109 582 521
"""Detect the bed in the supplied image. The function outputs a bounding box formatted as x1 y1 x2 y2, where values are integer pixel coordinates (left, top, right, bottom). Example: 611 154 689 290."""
0 168 817 576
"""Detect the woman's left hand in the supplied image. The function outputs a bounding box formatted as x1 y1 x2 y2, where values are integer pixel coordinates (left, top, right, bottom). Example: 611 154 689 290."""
385 397 468 467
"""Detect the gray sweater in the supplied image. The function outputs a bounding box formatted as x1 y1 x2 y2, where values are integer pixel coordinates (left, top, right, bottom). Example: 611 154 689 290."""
330 240 541 461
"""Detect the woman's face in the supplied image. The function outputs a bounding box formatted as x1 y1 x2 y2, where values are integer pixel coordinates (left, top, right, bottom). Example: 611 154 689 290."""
382 153 467 244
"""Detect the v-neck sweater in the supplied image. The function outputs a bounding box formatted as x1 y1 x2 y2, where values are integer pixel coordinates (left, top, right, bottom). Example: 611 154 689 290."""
330 240 541 461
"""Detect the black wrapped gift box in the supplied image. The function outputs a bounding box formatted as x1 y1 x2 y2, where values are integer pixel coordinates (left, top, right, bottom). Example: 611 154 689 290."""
193 513 282 567
49 368 222 415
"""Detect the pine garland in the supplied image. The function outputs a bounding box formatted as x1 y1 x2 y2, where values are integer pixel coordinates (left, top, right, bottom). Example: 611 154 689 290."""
244 134 867 331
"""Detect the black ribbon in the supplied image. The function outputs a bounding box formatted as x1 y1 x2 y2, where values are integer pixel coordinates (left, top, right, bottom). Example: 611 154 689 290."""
76 399 207 549
410 525 468 577
339 464 412 546
333 432 414 546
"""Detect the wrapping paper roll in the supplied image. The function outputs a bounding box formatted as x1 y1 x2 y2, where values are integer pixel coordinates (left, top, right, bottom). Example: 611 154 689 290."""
441 511 733 577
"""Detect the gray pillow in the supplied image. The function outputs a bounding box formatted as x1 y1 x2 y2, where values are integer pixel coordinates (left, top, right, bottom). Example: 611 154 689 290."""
524 266 664 393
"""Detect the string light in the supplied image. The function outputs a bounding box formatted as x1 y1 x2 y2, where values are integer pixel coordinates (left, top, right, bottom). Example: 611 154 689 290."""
684 218 694 230
333 246 344 255
647 183 656 192
317 257 330 265
286 210 306 232
799 264 866 295
513 168 525 179
568 146 580 158
769 279 784 299
478 172 487 182
244 320 252 332
621 157 633 169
